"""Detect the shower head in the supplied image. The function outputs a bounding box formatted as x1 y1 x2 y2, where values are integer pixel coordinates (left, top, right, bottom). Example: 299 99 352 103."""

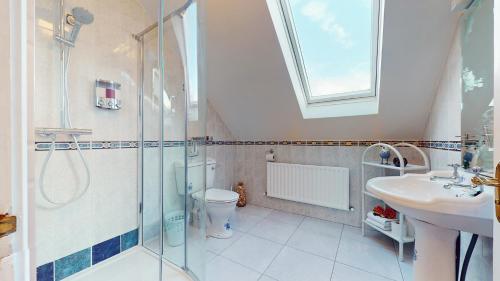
71 7 94 25
66 7 94 45
451 0 476 12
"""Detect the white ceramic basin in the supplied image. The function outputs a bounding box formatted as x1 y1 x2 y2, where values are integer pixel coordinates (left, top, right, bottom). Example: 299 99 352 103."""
367 171 494 281
367 171 494 237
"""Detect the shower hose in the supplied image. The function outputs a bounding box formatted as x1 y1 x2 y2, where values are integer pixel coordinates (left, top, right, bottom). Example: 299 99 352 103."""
39 49 91 206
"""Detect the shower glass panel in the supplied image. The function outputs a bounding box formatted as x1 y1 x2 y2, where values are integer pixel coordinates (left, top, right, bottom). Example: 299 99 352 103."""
139 0 206 280
140 10 165 268
182 2 207 279
460 0 494 174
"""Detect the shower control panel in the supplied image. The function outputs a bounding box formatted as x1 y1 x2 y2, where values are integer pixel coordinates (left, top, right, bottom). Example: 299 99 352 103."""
95 79 122 110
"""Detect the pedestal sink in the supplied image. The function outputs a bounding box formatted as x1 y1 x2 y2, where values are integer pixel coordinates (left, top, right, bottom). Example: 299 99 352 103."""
366 171 493 281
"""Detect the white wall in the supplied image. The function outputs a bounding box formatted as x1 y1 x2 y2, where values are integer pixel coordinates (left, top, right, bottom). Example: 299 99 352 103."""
34 0 150 266
0 0 14 277
0 0 13 218
424 26 462 170
206 0 459 141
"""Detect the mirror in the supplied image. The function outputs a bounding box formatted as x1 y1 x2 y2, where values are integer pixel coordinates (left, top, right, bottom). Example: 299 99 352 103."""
460 0 494 175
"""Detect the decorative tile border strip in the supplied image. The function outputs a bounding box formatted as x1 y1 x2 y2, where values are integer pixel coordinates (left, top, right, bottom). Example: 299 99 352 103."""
35 139 462 152
36 229 138 281
35 141 139 151
207 139 461 151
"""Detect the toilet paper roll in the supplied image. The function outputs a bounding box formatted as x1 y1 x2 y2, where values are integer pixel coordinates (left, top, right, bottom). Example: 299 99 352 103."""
266 153 276 162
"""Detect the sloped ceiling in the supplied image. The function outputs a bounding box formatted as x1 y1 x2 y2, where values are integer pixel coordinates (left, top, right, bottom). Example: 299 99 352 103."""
206 0 460 140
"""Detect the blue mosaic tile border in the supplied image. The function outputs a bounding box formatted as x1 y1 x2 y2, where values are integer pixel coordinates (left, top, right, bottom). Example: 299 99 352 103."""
36 229 138 281
35 139 462 152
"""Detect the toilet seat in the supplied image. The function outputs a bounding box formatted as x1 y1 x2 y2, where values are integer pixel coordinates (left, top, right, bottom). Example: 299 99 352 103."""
193 188 239 203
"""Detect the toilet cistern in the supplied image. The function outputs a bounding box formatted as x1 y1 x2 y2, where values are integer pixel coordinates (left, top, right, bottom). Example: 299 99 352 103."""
175 159 239 239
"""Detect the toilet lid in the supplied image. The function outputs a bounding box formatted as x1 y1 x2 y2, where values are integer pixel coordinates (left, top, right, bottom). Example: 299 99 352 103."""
193 188 239 203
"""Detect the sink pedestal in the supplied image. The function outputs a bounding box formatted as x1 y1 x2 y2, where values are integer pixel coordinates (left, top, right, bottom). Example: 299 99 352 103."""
409 218 459 281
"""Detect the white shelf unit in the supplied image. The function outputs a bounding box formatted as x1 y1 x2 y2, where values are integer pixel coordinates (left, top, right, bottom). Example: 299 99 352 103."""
361 142 430 261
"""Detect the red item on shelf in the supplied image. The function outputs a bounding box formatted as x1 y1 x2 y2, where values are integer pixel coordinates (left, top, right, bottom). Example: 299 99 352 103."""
384 206 397 219
372 205 398 219
373 205 385 217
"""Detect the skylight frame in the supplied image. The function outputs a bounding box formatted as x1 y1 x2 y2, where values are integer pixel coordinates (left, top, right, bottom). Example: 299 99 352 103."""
277 0 382 104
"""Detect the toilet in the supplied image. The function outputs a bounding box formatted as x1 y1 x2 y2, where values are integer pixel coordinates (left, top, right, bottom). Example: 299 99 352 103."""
175 159 239 239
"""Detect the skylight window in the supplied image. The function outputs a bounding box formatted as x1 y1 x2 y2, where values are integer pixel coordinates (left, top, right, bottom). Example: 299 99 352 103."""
267 0 383 118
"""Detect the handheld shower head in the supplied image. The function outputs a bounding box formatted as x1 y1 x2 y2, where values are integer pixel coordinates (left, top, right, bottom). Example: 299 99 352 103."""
66 7 94 45
71 7 94 25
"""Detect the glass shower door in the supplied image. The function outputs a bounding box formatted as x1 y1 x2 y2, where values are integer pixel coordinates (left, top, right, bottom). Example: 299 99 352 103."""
140 0 206 280
174 2 207 279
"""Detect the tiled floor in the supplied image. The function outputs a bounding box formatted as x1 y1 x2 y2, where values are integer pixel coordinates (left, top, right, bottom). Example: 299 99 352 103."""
206 205 413 281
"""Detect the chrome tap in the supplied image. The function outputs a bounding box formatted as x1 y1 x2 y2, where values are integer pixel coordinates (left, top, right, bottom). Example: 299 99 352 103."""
471 162 500 222
442 182 473 189
430 163 461 182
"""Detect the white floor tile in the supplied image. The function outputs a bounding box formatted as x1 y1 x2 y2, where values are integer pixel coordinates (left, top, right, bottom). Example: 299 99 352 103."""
249 218 298 244
396 242 414 281
259 275 278 281
206 251 217 263
237 205 273 218
231 212 265 233
266 210 304 226
221 235 283 273
342 225 395 250
206 230 243 254
336 232 403 281
164 244 185 266
206 256 261 281
298 217 343 237
461 254 493 281
399 259 413 281
287 229 340 260
481 236 493 258
203 208 496 281
265 247 334 281
331 263 395 281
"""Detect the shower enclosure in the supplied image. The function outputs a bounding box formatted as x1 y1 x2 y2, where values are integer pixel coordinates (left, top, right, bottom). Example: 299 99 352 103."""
34 0 206 280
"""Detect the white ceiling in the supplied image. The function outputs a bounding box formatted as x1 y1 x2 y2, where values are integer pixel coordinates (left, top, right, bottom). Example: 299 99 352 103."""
205 0 460 140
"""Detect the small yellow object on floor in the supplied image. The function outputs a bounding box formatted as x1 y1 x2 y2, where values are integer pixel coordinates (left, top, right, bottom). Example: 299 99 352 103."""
236 182 247 207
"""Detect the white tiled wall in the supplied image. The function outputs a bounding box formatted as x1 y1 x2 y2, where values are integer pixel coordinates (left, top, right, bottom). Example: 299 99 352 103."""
232 144 423 227
206 99 427 227
34 0 151 266
35 0 152 142
207 102 236 189
424 25 462 170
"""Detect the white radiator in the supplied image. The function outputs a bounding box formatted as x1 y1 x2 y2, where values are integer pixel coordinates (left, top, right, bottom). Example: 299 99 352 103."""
266 162 350 210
